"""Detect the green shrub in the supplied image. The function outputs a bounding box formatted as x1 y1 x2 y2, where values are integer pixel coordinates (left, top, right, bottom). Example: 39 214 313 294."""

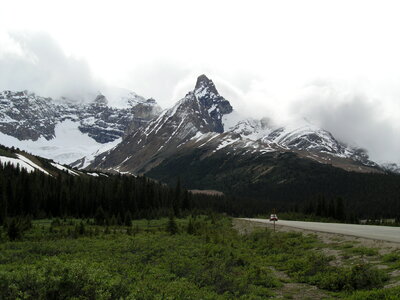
0 258 130 300
314 264 388 291
346 247 379 257
346 286 400 299
382 252 400 263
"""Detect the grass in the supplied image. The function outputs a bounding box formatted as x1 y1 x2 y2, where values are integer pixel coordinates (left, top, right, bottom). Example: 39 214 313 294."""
344 246 379 257
0 215 397 299
382 251 400 270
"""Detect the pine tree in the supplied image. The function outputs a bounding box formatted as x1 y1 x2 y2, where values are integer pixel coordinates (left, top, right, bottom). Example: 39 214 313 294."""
94 206 106 226
187 218 195 235
116 213 123 226
0 190 7 225
335 197 346 221
110 215 117 226
172 178 182 217
166 214 178 235
6 218 21 240
182 191 190 211
124 211 132 227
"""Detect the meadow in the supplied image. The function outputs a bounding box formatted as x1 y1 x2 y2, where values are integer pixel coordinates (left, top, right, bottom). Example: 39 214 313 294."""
0 215 399 299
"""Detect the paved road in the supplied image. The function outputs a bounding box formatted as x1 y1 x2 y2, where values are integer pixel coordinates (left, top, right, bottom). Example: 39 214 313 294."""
241 218 400 243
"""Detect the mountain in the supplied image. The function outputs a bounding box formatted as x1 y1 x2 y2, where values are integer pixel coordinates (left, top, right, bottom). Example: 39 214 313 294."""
0 90 161 165
88 74 233 172
88 74 379 175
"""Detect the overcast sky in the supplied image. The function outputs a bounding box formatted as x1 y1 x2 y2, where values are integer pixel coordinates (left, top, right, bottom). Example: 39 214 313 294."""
0 0 400 164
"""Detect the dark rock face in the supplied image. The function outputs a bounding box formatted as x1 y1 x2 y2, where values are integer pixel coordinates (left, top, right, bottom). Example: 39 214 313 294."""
0 91 58 141
194 74 233 133
0 90 162 144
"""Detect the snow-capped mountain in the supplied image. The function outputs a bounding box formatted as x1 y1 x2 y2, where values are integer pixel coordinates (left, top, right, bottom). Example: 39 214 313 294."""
0 90 161 164
88 75 380 174
88 74 233 172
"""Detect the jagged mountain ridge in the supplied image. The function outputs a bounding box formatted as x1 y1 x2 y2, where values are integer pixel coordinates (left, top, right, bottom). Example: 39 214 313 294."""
88 75 233 172
0 90 161 143
0 90 161 164
88 75 380 175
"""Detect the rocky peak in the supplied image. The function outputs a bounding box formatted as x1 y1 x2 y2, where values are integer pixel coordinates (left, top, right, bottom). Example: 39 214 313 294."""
192 75 233 132
195 74 219 95
146 98 157 105
93 94 108 106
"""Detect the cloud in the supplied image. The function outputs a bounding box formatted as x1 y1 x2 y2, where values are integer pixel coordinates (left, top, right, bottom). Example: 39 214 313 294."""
0 32 101 101
287 80 400 164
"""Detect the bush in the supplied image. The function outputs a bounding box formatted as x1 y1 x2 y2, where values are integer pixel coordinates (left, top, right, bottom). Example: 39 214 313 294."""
315 264 388 291
4 217 31 241
346 286 400 299
0 258 130 299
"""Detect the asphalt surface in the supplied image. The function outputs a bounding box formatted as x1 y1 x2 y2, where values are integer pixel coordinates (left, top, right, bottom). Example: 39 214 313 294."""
241 218 400 243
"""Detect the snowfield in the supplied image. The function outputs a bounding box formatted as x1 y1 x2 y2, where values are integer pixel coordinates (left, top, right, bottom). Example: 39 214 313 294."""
0 120 122 165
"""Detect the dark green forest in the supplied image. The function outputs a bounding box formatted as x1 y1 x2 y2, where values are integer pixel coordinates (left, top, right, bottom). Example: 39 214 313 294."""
147 149 400 219
0 161 202 224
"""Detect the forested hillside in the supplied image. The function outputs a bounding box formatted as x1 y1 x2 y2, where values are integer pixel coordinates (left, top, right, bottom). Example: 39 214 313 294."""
0 145 219 224
147 150 400 219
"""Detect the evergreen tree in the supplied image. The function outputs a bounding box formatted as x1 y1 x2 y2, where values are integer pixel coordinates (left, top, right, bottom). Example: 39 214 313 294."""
124 211 132 227
182 191 190 211
110 215 117 226
0 190 7 225
116 213 123 226
187 218 195 235
172 178 182 217
335 197 346 221
75 221 85 235
166 214 178 235
6 218 21 240
94 206 106 226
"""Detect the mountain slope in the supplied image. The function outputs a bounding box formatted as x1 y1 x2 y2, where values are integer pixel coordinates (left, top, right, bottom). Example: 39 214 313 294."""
0 90 161 164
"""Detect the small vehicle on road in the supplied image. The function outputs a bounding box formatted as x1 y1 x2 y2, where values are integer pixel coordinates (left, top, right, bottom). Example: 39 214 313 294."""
270 214 278 221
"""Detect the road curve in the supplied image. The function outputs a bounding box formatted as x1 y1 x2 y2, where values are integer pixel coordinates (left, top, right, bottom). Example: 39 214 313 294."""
241 218 400 243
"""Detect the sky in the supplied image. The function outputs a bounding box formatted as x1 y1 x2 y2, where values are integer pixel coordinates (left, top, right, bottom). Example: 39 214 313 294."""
0 0 400 164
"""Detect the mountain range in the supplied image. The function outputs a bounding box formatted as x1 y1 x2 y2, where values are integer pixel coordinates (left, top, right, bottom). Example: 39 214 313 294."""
1 75 400 215
0 75 399 182
87 75 382 175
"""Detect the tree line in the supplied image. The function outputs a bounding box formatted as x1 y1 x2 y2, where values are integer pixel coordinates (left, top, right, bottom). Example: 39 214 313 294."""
0 162 215 224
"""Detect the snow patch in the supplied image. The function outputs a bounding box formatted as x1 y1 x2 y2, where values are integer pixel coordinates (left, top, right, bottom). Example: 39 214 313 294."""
0 120 122 165
50 162 79 176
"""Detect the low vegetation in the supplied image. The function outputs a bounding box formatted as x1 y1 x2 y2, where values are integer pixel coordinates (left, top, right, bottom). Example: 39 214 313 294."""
0 215 397 299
